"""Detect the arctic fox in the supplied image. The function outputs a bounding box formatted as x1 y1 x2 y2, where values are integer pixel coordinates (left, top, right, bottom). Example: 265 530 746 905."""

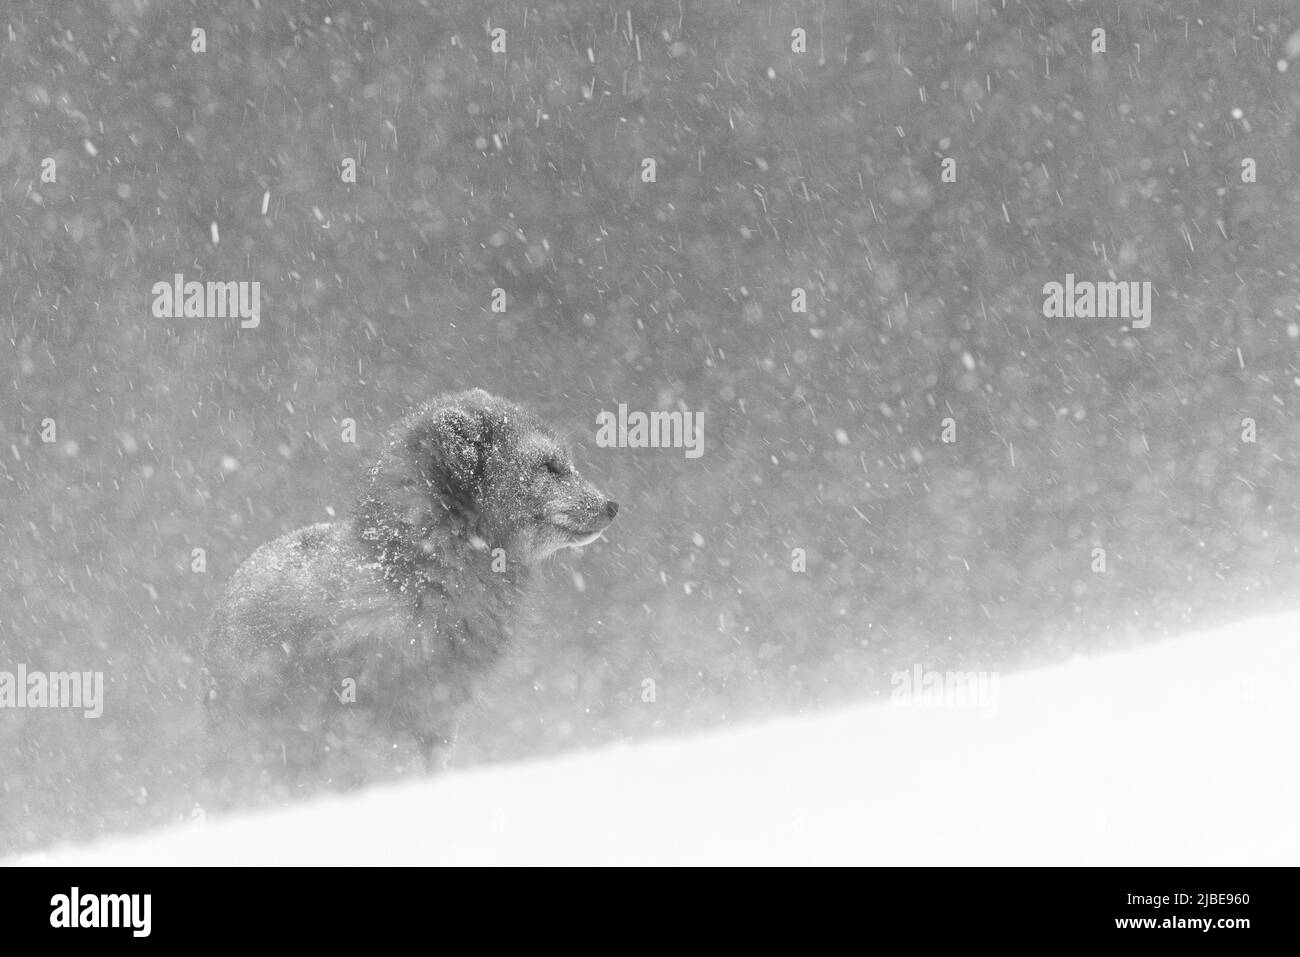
201 389 617 806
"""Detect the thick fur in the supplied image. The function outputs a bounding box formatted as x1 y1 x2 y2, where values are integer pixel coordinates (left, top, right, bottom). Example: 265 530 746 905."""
201 389 616 807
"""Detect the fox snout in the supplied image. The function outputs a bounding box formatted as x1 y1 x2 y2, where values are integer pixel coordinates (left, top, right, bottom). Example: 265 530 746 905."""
539 474 618 555
547 489 617 535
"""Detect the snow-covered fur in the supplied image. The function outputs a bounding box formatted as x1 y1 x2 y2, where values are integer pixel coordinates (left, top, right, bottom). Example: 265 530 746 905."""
201 389 617 807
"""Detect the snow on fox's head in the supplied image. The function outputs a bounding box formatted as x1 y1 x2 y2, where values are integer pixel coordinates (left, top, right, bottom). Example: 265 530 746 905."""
359 389 617 566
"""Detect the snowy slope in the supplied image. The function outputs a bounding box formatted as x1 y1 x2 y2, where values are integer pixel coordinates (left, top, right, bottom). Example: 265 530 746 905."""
17 611 1300 866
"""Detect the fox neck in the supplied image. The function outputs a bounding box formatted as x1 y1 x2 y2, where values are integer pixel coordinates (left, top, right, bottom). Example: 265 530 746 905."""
352 498 531 598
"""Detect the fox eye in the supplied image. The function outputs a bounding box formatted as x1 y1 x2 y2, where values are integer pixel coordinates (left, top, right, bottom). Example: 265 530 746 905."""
543 457 567 476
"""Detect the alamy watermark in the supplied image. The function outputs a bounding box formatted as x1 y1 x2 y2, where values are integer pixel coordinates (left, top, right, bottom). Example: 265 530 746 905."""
1042 274 1151 328
151 273 260 328
50 888 150 937
595 403 703 459
0 665 103 718
890 665 999 713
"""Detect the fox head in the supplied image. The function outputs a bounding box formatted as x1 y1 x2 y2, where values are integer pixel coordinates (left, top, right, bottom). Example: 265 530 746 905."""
357 389 617 569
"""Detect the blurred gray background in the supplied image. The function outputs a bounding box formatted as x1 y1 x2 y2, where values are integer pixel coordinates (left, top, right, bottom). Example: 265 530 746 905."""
3 0 1300 853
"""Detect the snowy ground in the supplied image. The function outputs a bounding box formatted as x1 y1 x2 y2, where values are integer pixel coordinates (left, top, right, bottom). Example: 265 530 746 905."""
16 610 1300 866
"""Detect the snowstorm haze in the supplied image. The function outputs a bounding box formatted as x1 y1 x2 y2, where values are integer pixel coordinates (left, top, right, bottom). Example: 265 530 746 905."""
3 0 1300 857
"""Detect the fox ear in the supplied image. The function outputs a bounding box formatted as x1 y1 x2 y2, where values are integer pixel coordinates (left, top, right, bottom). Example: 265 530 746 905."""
406 407 493 509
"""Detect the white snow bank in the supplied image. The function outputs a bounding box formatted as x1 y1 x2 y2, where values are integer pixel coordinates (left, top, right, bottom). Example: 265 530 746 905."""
17 610 1300 865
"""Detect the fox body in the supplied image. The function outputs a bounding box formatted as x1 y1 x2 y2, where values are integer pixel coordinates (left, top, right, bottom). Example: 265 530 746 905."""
201 389 617 805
